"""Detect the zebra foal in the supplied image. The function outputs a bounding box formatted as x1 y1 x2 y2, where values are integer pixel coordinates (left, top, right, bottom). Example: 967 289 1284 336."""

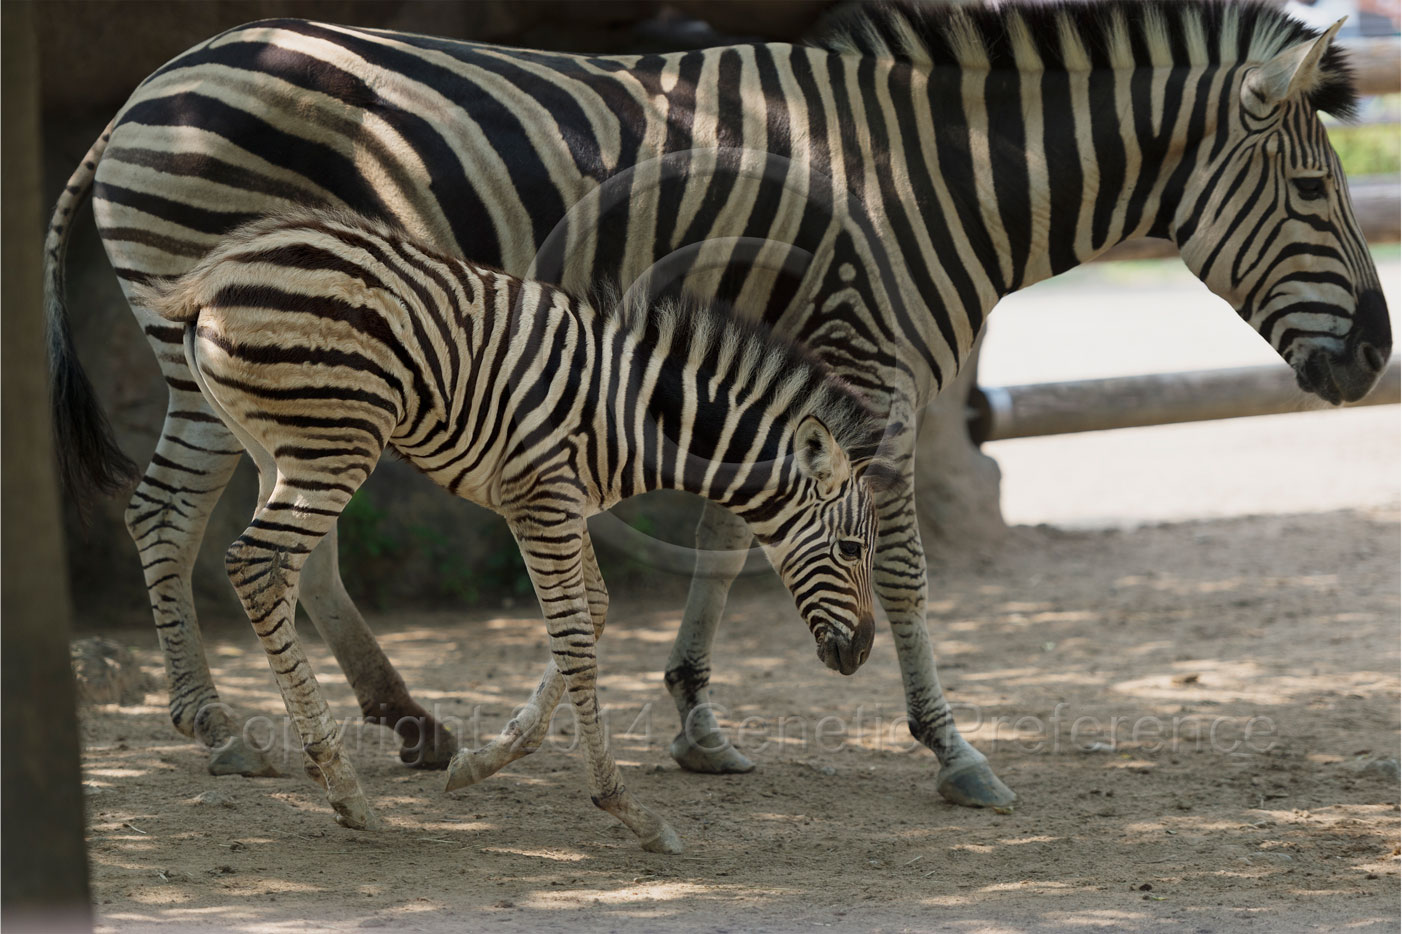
132 209 893 850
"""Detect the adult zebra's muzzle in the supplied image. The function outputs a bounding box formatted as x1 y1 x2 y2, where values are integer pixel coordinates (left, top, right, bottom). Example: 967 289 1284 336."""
815 613 875 676
1292 290 1391 405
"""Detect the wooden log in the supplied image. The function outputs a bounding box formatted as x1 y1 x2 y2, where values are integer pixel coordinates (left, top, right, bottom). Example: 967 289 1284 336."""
1341 38 1401 97
971 358 1400 443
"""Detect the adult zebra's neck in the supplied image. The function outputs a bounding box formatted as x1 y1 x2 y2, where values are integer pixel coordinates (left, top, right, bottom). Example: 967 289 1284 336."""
956 57 1230 291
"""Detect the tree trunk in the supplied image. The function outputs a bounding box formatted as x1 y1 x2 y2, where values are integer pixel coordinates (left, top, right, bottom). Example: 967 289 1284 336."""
913 334 1008 566
1 3 94 929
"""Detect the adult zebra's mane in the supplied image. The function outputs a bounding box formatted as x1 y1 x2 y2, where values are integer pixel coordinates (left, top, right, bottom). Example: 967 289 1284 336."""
811 0 1359 118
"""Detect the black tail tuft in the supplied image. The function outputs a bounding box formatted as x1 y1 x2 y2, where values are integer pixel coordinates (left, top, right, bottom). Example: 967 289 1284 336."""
45 121 141 514
48 309 141 509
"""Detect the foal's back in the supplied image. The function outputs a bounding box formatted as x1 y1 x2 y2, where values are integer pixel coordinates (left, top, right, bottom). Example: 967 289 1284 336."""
134 210 585 509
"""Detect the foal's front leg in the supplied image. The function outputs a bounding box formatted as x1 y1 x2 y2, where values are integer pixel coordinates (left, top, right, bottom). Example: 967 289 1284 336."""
494 516 682 854
445 528 608 787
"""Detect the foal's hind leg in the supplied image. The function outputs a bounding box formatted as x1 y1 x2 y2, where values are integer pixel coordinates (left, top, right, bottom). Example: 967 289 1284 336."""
218 418 387 830
445 528 607 788
226 483 380 830
125 398 279 777
301 528 458 769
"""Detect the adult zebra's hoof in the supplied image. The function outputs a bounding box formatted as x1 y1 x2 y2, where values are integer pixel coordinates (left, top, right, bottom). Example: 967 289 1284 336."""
669 730 755 774
208 738 281 778
397 718 458 770
936 759 1017 808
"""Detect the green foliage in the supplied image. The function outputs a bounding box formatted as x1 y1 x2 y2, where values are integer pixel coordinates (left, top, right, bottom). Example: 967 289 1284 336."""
337 489 531 608
338 490 402 609
1329 122 1400 177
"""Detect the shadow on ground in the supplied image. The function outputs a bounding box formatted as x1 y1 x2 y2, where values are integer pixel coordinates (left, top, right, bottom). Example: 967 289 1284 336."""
78 509 1400 933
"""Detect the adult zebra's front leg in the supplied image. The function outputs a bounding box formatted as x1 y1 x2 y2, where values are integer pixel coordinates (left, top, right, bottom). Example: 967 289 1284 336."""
665 502 757 773
451 507 756 781
491 515 682 853
874 428 1016 808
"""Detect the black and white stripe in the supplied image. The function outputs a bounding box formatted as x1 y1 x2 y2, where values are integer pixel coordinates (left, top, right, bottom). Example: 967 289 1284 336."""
47 1 1389 801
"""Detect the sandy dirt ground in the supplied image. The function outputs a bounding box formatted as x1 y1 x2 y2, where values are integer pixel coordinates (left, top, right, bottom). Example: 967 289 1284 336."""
78 506 1399 934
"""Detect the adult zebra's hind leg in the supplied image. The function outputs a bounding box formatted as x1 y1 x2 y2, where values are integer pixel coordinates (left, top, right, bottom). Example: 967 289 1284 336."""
665 501 756 773
301 527 458 769
445 528 607 787
125 400 279 777
875 462 1016 809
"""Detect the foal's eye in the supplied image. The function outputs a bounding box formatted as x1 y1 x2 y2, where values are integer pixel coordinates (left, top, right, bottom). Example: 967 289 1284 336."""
1292 176 1326 201
838 540 863 559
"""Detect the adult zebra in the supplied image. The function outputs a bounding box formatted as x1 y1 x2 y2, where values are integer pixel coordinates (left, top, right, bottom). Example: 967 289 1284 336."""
48 1 1390 805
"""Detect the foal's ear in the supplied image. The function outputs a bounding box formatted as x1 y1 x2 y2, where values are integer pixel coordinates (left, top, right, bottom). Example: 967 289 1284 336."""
794 416 850 495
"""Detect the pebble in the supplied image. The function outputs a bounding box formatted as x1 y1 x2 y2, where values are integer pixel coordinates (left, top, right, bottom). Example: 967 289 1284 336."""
1356 757 1400 783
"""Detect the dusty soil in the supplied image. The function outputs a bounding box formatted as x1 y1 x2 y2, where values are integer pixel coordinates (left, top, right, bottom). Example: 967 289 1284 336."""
79 508 1400 933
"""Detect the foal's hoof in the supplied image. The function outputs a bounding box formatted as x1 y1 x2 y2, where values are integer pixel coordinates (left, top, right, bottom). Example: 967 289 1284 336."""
443 748 491 792
208 738 281 778
332 796 383 831
640 823 685 855
936 759 1017 809
669 731 755 774
398 719 458 770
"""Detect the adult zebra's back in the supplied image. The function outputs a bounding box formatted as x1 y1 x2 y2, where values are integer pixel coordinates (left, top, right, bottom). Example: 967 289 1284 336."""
47 2 1390 804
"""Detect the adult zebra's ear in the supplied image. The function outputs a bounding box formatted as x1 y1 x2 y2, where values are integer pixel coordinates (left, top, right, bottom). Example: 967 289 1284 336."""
1242 18 1346 111
795 415 851 496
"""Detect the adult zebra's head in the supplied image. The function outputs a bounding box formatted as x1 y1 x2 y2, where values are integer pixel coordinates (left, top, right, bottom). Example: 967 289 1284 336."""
1175 19 1390 405
753 416 894 676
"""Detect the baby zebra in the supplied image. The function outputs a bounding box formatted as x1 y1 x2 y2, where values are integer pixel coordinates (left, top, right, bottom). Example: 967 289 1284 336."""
132 209 893 853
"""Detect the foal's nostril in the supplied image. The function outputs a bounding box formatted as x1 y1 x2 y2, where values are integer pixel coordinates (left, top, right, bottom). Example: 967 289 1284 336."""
1360 342 1386 374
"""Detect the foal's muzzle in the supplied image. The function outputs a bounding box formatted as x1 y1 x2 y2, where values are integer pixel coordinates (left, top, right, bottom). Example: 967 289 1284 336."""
815 614 875 676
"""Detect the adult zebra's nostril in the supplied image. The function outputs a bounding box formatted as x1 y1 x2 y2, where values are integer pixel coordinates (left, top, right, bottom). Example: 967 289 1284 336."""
1359 342 1386 374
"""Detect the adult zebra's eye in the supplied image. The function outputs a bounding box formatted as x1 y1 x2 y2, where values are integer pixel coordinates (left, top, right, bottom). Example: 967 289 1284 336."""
1293 177 1326 201
839 540 863 559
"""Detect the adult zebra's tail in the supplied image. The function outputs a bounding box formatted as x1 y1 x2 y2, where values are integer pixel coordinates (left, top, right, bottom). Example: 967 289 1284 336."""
44 121 140 504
